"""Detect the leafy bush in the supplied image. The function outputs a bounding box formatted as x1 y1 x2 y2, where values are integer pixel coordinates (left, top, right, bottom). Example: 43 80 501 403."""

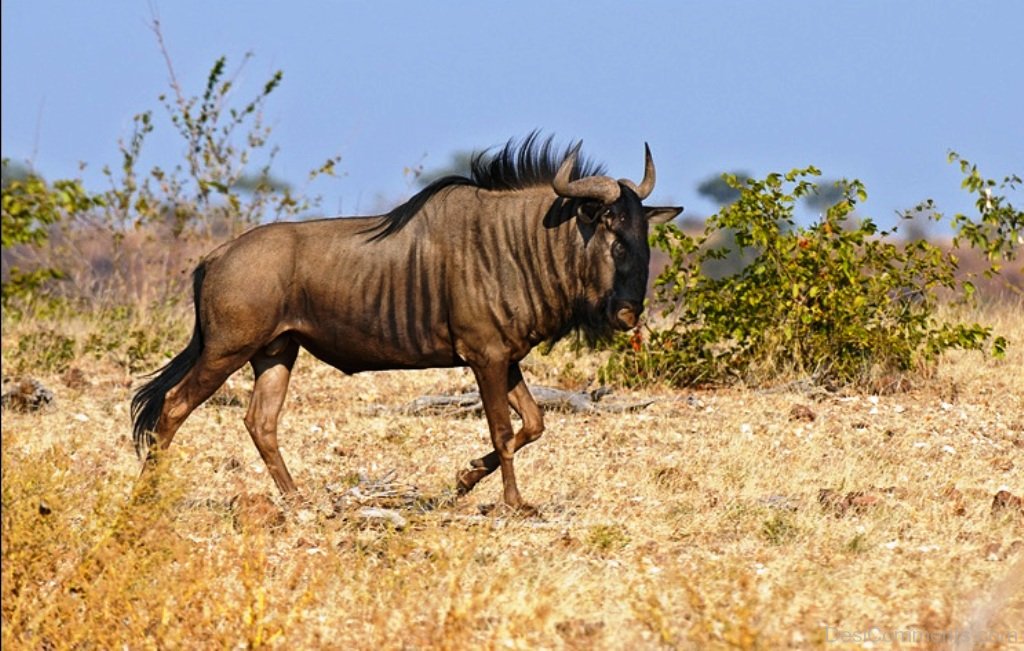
98 50 338 240
2 23 340 313
14 330 77 373
946 152 1022 272
4 300 190 376
1 171 103 304
2 28 343 374
603 161 1018 390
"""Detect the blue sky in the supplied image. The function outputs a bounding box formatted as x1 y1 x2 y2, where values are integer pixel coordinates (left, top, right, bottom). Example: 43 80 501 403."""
2 1 1022 226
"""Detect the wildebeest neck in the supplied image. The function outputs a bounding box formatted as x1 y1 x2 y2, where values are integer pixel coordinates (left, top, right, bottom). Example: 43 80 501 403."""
436 186 588 358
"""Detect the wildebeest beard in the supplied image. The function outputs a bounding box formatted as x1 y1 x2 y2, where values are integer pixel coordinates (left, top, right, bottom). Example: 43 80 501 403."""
532 198 622 347
554 294 620 348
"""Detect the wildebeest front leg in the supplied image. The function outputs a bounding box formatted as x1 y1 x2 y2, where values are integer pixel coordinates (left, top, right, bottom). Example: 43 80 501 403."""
466 361 534 509
457 363 544 502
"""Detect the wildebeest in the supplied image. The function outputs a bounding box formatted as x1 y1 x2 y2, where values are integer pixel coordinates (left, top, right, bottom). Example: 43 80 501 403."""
132 133 682 510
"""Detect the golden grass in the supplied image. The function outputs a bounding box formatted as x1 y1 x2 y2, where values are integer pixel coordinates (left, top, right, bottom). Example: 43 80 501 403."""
2 303 1022 649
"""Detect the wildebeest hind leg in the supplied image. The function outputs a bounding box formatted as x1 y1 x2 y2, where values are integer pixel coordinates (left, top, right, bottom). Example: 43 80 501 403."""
457 363 544 499
244 336 300 495
137 350 251 496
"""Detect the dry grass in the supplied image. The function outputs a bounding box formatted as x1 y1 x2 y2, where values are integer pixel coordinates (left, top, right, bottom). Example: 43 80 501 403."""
2 304 1023 649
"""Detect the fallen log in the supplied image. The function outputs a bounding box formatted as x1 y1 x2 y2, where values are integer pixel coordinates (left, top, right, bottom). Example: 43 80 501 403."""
365 385 654 417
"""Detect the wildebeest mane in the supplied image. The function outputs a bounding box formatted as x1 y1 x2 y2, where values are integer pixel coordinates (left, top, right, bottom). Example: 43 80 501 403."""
366 131 606 241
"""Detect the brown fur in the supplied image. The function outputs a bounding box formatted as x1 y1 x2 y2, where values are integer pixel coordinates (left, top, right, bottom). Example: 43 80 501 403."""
132 143 681 510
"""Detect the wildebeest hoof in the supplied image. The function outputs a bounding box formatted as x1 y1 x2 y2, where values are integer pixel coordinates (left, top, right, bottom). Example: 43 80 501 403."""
456 467 488 495
513 503 541 518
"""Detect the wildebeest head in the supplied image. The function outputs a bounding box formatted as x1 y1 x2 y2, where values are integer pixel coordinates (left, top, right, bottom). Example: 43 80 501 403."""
553 144 683 334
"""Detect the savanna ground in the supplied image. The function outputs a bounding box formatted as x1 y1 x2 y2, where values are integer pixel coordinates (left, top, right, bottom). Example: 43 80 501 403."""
2 301 1022 650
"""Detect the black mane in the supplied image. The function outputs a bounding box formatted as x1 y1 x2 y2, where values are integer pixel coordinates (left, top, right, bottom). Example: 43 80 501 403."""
366 131 606 240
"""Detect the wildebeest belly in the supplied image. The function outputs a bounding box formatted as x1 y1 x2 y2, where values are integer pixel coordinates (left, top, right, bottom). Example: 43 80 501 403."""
290 322 460 374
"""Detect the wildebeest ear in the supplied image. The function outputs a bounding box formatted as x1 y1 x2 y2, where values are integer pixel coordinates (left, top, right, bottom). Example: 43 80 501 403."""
575 202 603 225
644 206 683 224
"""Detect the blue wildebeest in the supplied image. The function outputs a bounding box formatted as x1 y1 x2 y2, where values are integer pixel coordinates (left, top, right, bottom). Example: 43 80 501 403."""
132 133 682 511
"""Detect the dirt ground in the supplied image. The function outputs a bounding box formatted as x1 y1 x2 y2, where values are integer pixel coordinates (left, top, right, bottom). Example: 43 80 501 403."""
3 315 1023 649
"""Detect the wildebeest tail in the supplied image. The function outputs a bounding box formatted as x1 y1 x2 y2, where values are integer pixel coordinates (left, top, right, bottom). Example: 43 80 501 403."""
131 262 207 458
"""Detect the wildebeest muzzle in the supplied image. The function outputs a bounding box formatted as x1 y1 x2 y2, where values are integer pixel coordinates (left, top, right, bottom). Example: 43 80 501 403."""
610 298 643 330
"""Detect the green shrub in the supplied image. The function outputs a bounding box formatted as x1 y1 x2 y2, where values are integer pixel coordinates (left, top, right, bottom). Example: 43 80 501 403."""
98 52 338 239
15 330 77 373
603 163 1016 390
1 172 103 304
2 32 341 314
947 152 1022 272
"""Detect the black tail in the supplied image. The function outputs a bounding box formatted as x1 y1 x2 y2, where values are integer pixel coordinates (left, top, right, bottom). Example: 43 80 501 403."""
131 263 207 458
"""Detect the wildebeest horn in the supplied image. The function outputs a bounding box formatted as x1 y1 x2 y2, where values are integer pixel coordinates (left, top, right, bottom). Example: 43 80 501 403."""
553 143 621 204
618 143 656 200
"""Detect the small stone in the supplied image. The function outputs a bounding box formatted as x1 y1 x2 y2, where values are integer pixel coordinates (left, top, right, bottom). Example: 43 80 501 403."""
220 457 243 473
1 377 55 412
357 507 407 529
882 486 910 500
819 488 884 517
61 367 88 390
991 490 1024 517
295 509 317 525
942 485 967 516
555 619 605 640
846 492 882 513
991 457 1015 472
760 494 800 512
984 542 1002 561
788 404 816 422
1005 540 1023 559
818 489 845 514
